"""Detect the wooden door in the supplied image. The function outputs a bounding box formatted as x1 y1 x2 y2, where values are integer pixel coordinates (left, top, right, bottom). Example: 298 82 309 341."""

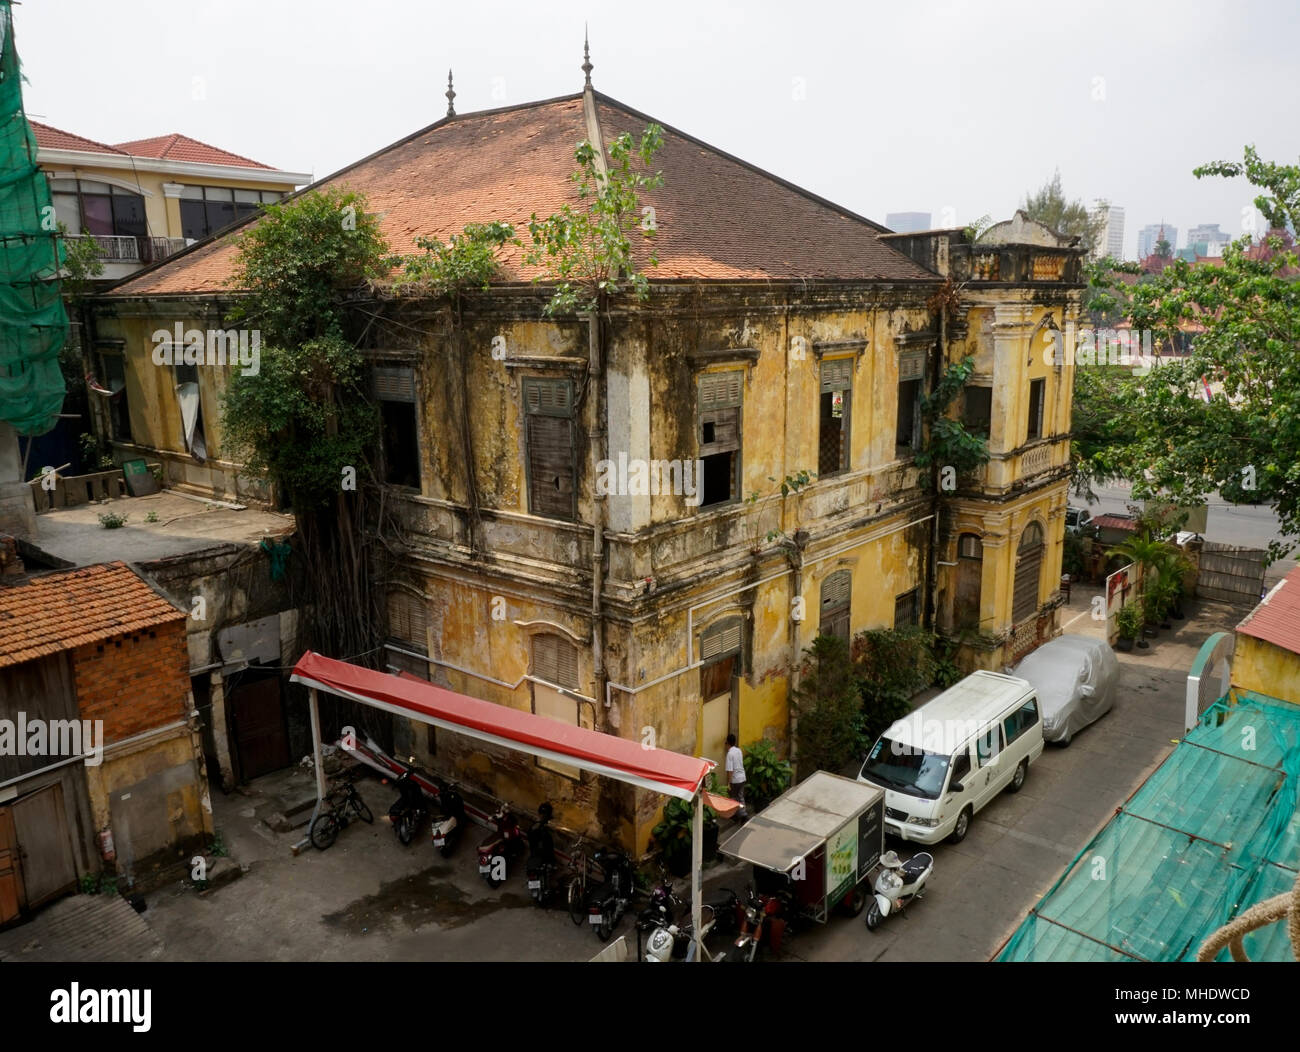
700 654 736 768
0 806 24 926
12 784 77 909
229 675 291 781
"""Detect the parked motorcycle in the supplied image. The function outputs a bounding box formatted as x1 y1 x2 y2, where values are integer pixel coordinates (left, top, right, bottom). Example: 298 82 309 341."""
865 849 933 931
430 781 466 858
718 885 787 962
635 871 684 933
385 769 429 846
477 803 525 888
525 803 560 906
586 847 636 942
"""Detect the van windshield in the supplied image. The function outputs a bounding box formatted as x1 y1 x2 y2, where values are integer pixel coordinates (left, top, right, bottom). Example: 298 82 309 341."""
860 737 951 800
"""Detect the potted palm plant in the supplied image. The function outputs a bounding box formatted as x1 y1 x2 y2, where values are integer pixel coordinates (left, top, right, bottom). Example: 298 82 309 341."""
1115 602 1142 652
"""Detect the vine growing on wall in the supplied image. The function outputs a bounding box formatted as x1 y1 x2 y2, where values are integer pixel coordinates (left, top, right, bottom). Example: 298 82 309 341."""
914 355 990 484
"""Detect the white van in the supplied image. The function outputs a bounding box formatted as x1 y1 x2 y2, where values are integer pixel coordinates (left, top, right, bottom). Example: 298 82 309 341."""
856 670 1043 845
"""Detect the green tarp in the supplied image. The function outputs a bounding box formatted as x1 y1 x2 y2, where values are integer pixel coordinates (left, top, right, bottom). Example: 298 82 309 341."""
0 0 67 437
998 692 1300 962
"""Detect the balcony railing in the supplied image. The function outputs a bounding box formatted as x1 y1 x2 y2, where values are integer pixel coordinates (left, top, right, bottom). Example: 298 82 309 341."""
66 234 190 265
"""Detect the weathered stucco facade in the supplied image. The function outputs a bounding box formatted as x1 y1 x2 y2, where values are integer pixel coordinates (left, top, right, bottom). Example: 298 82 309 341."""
89 83 1084 854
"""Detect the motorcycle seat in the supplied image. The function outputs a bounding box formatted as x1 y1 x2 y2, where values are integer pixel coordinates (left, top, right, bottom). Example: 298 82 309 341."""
901 853 933 880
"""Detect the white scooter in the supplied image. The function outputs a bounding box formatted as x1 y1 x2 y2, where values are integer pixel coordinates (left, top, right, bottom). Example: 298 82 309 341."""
865 849 933 931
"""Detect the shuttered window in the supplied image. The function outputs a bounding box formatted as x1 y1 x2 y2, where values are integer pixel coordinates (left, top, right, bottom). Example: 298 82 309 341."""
387 591 429 646
1013 522 1044 621
531 633 579 690
819 358 852 476
698 372 742 506
819 570 852 641
373 366 416 403
523 377 576 521
700 617 743 662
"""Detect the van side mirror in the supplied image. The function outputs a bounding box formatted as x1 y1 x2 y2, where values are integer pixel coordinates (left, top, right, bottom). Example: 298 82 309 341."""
950 780 964 794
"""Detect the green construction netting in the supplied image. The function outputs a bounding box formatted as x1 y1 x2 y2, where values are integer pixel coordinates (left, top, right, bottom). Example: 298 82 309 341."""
0 0 67 437
998 692 1300 962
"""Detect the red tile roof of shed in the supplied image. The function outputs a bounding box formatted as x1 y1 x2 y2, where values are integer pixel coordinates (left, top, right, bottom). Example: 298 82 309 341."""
112 132 274 170
108 91 935 297
0 562 184 669
1237 565 1300 658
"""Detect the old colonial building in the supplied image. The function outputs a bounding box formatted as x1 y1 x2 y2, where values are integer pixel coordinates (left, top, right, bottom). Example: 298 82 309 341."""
87 61 1083 852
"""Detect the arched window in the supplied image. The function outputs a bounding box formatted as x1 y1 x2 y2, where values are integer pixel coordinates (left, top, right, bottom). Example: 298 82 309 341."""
819 570 852 641
1013 522 1044 621
955 533 983 630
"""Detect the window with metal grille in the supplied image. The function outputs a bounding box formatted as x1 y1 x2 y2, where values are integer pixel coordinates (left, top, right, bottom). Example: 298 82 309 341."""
523 377 577 521
893 588 919 628
819 570 852 641
697 372 742 507
819 358 852 476
1027 378 1045 441
1013 522 1044 621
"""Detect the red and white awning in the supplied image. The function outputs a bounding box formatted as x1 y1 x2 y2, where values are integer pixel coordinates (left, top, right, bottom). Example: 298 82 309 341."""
290 651 713 800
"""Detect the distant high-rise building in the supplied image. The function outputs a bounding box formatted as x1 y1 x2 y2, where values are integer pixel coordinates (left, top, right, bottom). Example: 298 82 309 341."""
1090 200 1125 259
1138 223 1177 259
886 211 932 233
1185 223 1230 254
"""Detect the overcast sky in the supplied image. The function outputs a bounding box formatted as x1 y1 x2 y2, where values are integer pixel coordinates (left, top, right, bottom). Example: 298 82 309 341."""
16 0 1298 259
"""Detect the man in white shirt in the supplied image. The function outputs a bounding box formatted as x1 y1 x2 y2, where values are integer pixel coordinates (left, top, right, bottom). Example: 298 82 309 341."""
724 734 747 817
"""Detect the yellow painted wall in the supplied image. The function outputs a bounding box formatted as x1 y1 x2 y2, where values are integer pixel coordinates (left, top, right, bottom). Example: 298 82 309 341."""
1233 636 1300 706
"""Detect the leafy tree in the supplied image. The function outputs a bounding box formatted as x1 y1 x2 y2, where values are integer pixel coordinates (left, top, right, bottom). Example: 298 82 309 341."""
791 634 863 779
524 124 664 315
1022 169 1107 255
221 188 392 733
391 221 518 553
1074 149 1300 558
915 355 989 483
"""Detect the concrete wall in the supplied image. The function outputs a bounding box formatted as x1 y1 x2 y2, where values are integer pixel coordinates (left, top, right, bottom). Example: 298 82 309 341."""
1233 636 1300 706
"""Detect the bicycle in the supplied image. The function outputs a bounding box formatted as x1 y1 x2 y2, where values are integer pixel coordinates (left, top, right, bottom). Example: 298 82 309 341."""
563 835 592 925
309 779 374 850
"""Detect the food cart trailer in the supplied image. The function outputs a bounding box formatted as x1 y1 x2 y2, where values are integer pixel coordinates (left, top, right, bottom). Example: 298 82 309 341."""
717 771 884 922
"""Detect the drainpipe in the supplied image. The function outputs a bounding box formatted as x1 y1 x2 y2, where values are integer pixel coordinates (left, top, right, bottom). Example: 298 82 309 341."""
588 309 607 723
926 295 948 633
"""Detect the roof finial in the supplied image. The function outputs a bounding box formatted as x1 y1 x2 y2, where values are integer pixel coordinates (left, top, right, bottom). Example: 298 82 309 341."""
582 26 593 88
445 69 456 117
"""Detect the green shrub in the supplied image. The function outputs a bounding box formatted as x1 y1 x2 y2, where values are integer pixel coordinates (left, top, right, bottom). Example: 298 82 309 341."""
792 634 863 778
741 738 791 813
651 797 718 876
97 511 128 529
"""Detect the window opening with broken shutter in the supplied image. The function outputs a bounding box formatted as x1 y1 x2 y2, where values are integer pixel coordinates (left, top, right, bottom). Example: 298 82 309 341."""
523 377 576 521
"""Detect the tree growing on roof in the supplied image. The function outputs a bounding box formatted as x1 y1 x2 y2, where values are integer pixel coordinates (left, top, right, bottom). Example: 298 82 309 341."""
1021 169 1107 256
1072 149 1300 559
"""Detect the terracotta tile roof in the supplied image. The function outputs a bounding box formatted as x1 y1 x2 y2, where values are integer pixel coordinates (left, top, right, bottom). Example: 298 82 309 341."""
0 562 184 669
1091 514 1138 531
112 132 274 169
31 120 128 156
1237 565 1300 657
108 92 935 297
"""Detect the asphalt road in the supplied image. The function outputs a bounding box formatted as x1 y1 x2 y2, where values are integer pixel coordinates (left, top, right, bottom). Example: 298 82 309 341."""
1077 482 1291 583
786 594 1243 963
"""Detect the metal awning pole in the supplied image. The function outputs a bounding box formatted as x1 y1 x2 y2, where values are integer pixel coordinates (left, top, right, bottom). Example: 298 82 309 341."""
691 790 702 963
307 686 327 820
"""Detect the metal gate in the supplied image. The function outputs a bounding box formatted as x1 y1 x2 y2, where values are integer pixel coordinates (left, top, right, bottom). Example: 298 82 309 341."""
1197 542 1267 606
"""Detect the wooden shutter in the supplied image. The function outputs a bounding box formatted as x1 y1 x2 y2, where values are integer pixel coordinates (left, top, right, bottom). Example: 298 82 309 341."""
698 371 742 410
893 589 918 628
524 377 576 521
898 353 926 382
531 634 579 689
387 591 429 646
700 617 743 661
821 358 853 392
1013 524 1044 621
374 366 416 403
819 570 852 641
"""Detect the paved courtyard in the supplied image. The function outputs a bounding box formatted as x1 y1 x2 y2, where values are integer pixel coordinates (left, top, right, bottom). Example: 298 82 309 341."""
0 594 1244 963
